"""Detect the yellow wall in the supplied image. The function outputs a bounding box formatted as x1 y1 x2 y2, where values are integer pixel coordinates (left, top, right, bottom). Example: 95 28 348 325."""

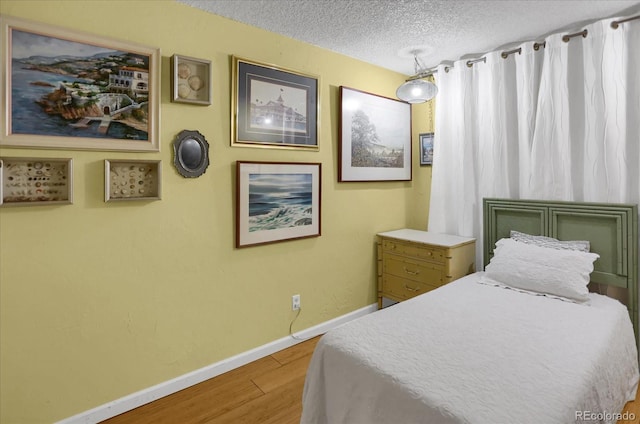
0 1 434 422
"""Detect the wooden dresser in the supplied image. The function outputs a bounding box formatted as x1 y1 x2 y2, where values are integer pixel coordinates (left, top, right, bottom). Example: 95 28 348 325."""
377 229 476 308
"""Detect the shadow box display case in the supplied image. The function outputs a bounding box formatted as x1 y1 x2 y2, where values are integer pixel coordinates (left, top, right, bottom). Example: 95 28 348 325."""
105 159 161 202
0 157 73 207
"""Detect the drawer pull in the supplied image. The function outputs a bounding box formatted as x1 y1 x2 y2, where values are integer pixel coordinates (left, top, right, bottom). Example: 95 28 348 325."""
403 267 419 275
404 284 421 292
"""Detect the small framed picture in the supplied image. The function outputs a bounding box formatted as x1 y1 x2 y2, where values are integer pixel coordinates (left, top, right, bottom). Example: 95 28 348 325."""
171 54 211 105
419 132 434 165
236 161 321 248
232 56 319 150
339 86 411 181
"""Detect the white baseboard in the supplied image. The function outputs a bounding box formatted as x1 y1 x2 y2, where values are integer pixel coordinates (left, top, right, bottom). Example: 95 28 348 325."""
56 303 378 424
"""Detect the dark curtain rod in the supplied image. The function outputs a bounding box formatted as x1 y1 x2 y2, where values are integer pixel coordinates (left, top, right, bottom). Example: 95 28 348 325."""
611 15 640 28
408 14 639 78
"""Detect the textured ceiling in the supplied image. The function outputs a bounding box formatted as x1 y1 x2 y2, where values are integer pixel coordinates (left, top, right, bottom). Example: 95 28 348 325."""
176 0 640 75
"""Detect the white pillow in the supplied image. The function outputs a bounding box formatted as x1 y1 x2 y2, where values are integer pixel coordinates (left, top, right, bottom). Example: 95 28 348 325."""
510 230 590 252
481 238 599 303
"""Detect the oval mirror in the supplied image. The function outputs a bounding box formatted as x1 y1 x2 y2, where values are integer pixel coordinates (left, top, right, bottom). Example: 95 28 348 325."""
172 130 210 178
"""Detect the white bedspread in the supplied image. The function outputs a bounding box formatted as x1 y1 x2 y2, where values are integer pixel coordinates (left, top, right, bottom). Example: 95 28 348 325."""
301 273 639 424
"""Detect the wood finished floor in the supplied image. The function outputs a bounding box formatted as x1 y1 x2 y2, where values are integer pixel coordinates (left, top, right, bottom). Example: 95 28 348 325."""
619 386 640 424
101 336 320 424
103 334 639 423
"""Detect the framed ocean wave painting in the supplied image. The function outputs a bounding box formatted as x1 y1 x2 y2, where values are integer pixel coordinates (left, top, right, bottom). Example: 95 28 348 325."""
236 161 321 248
0 15 160 151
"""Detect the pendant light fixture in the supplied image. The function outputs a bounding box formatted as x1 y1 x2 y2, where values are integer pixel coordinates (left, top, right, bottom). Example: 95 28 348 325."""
396 53 438 104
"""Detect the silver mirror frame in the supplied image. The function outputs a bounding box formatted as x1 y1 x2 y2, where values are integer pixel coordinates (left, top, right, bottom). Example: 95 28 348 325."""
172 130 210 178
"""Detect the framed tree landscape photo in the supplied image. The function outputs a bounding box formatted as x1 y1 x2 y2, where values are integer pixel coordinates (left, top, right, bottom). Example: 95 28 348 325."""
339 86 411 181
0 15 160 151
236 161 321 248
232 56 319 150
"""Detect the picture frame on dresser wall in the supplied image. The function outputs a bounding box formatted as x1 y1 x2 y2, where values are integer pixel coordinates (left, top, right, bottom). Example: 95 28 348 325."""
236 161 321 248
419 132 434 165
231 56 319 150
0 15 160 152
339 86 411 181
171 54 211 105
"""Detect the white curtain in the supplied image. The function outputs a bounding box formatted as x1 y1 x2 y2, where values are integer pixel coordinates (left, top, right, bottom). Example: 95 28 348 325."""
428 14 640 268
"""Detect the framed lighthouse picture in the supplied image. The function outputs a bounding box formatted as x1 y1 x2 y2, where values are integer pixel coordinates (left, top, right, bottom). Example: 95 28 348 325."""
231 56 319 150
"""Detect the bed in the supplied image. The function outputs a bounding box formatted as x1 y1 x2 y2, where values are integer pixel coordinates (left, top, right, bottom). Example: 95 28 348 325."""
301 199 639 424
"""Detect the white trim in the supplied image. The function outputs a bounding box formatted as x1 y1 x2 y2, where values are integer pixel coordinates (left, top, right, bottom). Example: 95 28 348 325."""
55 303 377 424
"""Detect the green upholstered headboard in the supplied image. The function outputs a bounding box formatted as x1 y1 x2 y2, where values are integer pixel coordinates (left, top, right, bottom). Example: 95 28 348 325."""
483 198 638 342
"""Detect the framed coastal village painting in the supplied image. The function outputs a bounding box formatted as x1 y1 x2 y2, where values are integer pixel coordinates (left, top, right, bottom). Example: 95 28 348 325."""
236 161 321 248
338 86 411 181
231 56 319 150
0 15 160 152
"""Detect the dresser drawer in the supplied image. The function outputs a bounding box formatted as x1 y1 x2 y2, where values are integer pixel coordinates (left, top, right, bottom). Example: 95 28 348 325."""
383 254 444 285
382 274 440 301
382 240 444 263
377 230 476 309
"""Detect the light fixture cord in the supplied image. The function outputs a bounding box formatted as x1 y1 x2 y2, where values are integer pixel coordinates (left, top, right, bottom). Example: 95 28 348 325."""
413 55 423 74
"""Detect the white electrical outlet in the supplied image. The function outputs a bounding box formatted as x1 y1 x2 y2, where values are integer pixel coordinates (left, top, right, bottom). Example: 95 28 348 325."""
292 294 301 311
